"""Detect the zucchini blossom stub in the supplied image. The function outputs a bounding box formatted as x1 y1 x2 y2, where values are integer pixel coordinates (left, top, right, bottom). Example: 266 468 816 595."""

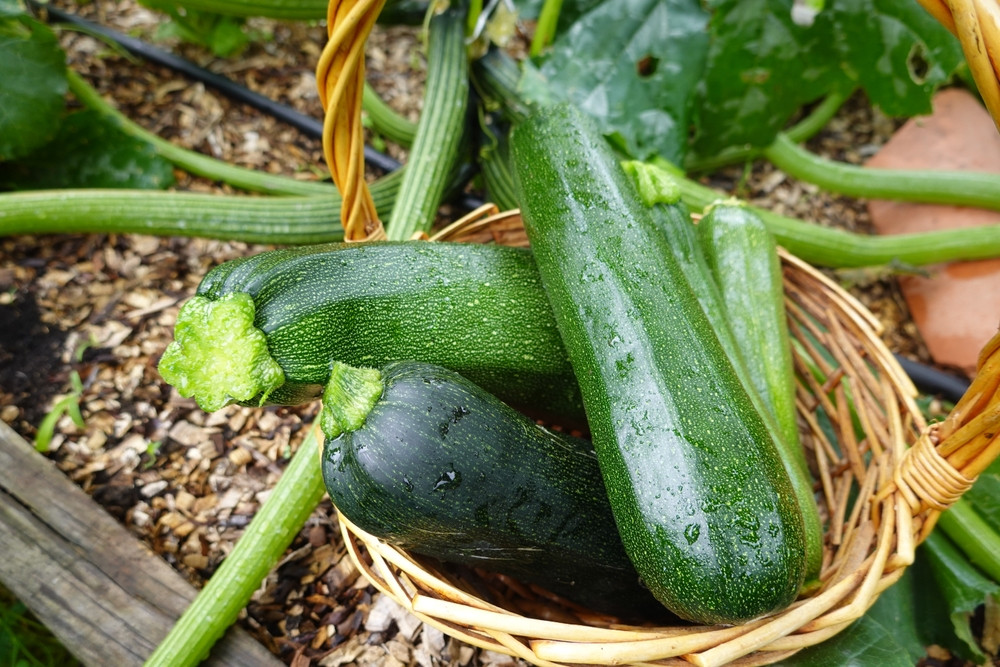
158 292 285 412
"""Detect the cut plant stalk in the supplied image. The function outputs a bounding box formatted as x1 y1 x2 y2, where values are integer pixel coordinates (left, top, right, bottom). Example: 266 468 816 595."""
384 5 469 240
144 426 326 667
762 132 1000 211
67 70 341 197
0 189 395 243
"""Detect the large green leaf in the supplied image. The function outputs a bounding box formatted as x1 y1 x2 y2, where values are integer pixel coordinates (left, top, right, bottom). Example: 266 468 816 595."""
0 110 175 190
520 0 709 164
920 531 999 662
814 0 964 117
691 0 846 157
522 0 964 160
0 16 67 161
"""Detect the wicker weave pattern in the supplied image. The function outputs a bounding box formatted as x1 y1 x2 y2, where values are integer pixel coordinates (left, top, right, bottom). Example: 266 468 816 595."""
327 213 995 666
314 3 1000 663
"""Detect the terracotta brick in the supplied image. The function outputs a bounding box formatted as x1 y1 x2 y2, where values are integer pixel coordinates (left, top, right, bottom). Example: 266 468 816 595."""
866 88 1000 376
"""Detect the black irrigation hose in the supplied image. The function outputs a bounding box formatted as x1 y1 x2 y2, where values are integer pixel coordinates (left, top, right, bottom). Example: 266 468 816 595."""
39 2 401 174
32 3 974 402
893 354 971 405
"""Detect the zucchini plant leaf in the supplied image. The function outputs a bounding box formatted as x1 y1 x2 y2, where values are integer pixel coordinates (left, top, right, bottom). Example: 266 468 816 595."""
920 531 999 662
520 0 963 161
519 0 709 165
0 16 67 162
0 109 175 190
691 0 846 158
813 0 965 117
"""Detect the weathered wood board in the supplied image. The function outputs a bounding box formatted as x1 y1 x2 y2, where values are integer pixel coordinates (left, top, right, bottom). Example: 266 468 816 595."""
0 420 283 667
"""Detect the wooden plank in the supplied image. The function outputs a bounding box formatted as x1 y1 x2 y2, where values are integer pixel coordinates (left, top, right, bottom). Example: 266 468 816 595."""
0 420 284 667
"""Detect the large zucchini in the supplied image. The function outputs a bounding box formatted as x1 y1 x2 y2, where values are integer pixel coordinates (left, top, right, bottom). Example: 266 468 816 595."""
319 359 666 619
510 103 806 624
158 241 583 420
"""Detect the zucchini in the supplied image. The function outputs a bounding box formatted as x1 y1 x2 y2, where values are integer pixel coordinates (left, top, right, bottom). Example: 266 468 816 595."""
158 241 584 421
696 203 814 491
510 103 806 624
319 359 666 619
624 164 823 586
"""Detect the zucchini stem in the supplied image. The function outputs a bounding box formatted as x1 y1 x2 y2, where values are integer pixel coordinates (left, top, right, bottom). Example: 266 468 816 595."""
362 82 417 147
762 132 1000 211
385 5 469 240
67 70 337 197
320 362 384 439
144 426 327 667
530 0 564 57
937 498 1000 584
0 189 366 243
676 177 1000 268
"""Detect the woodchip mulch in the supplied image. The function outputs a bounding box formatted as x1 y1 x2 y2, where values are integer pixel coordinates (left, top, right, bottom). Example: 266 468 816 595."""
0 2 937 665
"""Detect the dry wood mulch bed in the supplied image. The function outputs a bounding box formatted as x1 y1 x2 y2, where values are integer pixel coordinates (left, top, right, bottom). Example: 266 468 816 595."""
0 2 948 665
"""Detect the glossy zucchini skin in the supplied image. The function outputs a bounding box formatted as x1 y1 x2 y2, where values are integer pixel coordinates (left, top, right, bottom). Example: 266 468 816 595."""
194 241 583 419
696 202 823 582
320 360 665 618
510 103 806 624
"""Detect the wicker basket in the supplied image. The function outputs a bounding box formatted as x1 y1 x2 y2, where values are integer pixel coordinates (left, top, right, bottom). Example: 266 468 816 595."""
314 3 1000 664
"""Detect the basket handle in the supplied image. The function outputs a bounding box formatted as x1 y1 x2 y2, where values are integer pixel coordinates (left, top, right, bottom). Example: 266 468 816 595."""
316 0 388 241
915 0 1000 131
889 327 1000 513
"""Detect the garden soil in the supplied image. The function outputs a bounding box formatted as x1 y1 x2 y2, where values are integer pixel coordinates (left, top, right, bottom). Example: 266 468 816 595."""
0 1 972 665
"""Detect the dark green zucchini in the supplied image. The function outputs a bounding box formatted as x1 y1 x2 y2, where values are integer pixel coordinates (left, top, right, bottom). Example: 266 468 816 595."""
158 241 583 421
623 162 823 586
510 103 806 624
319 359 666 619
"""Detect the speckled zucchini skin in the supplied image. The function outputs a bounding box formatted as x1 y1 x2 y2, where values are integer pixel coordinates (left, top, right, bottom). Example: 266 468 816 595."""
196 241 583 420
320 360 665 619
510 103 805 624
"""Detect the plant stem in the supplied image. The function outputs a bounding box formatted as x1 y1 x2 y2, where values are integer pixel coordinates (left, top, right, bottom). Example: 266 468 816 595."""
762 132 1000 211
67 70 337 197
684 92 849 174
530 0 563 56
362 82 417 147
0 189 385 243
937 498 1000 584
385 5 469 240
145 427 327 667
676 176 1000 268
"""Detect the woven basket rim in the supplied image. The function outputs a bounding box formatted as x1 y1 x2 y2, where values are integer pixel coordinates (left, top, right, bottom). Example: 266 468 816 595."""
327 210 987 667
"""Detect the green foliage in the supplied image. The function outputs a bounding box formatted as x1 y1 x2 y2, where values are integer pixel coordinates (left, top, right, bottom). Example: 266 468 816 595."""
0 16 67 162
0 584 82 667
140 1 267 57
34 370 86 452
0 110 175 190
522 0 965 163
520 0 709 165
